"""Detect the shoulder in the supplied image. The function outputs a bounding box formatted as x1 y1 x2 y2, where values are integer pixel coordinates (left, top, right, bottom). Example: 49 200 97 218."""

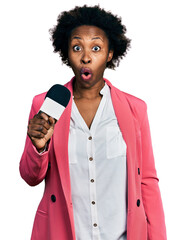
31 92 47 113
105 78 147 114
123 91 147 112
112 85 147 124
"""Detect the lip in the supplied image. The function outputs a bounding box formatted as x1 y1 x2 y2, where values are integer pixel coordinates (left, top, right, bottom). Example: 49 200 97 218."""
80 67 93 81
80 67 93 75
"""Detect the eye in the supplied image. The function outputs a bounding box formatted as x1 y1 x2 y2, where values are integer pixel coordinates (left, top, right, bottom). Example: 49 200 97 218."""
73 45 81 51
92 46 101 51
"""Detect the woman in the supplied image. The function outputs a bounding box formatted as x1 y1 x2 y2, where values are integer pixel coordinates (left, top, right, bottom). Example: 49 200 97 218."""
20 5 167 240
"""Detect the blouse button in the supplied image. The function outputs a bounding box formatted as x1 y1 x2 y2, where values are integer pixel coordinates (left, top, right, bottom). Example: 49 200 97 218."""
90 179 94 183
88 136 92 140
92 201 95 205
89 157 93 161
93 223 97 227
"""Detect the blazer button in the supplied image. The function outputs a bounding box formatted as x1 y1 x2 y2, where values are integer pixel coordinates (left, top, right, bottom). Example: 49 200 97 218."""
51 195 56 202
138 168 140 175
48 162 51 170
137 199 140 207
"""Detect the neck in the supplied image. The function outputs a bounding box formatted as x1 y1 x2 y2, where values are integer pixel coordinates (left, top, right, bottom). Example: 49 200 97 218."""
73 78 105 100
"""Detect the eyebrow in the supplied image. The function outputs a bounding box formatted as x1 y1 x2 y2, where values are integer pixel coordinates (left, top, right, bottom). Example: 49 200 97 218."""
72 36 103 41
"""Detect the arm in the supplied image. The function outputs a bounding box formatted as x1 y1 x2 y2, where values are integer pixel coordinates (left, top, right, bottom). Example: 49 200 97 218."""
19 97 54 186
140 105 167 240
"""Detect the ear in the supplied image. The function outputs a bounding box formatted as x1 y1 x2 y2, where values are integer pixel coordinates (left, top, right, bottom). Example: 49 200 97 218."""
107 49 114 62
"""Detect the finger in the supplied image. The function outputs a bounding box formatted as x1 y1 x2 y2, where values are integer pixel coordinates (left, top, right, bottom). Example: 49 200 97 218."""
29 124 48 135
39 112 49 121
28 130 45 139
35 112 48 121
29 118 50 130
48 116 56 125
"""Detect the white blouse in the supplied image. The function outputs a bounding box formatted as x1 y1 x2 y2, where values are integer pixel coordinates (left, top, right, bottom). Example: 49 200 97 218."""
68 82 127 240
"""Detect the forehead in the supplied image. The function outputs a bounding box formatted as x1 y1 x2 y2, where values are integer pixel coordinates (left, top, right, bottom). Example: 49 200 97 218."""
70 25 108 40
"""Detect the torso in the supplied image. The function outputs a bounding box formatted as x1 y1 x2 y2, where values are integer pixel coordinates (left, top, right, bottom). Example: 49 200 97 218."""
74 95 102 129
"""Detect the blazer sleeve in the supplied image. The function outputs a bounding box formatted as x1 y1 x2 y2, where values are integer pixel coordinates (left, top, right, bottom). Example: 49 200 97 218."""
140 104 167 240
19 96 50 186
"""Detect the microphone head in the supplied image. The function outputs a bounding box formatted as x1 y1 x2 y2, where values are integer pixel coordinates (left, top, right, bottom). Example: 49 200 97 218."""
39 84 71 120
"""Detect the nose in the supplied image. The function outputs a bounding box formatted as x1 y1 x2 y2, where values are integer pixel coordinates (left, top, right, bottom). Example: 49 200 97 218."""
81 50 91 64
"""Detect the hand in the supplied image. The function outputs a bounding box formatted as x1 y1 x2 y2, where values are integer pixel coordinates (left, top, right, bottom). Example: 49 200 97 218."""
27 112 56 152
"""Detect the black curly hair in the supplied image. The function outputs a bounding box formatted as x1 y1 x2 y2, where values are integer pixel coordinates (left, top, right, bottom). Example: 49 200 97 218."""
49 5 131 69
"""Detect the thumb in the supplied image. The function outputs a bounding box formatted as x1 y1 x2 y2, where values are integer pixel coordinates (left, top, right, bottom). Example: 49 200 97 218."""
48 116 56 126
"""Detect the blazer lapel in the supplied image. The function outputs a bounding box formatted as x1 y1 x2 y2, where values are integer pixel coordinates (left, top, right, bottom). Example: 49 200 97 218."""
104 78 137 213
53 77 74 206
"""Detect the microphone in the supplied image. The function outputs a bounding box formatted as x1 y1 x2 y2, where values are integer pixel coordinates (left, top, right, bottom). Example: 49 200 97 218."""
39 84 71 121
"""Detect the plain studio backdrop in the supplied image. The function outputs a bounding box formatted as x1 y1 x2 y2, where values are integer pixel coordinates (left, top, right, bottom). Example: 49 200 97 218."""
0 0 185 239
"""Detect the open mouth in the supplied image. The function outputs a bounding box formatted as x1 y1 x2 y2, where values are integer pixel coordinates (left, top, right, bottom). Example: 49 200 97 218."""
80 68 92 81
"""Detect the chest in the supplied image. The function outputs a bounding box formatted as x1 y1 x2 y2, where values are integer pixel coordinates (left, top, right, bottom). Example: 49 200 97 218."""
73 97 102 129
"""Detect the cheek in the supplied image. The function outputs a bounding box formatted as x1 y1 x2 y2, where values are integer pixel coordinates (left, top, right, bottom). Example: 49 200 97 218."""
95 49 109 60
92 54 108 67
68 52 77 67
68 51 80 63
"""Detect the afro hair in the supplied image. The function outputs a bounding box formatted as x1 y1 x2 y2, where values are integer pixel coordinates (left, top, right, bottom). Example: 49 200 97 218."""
49 5 131 69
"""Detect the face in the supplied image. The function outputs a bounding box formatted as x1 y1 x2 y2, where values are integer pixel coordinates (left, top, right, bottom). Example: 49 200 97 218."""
68 25 113 89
